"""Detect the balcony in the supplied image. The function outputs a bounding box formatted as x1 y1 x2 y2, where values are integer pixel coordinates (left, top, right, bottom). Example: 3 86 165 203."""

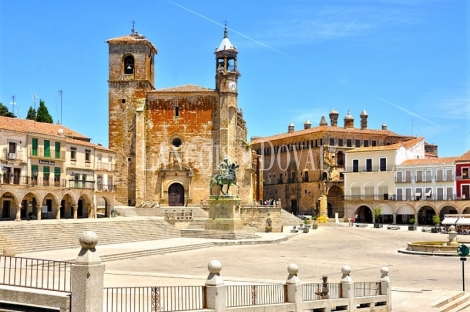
344 165 394 173
66 180 95 189
1 151 25 162
96 183 116 192
96 162 115 171
457 175 469 180
29 149 66 160
343 194 465 201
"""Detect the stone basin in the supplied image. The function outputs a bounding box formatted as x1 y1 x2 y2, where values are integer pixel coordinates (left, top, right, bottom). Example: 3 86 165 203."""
406 241 459 254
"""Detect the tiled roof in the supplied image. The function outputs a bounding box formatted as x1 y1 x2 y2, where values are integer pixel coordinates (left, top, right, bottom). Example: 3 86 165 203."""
106 33 158 53
400 156 458 166
0 116 89 139
66 138 114 152
153 84 214 93
250 125 405 144
346 137 424 153
457 150 470 162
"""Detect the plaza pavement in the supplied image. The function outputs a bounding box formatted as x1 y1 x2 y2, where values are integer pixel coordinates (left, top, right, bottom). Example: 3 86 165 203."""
18 221 470 311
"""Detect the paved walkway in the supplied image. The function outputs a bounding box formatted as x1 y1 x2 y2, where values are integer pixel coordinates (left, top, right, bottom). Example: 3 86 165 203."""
15 221 470 311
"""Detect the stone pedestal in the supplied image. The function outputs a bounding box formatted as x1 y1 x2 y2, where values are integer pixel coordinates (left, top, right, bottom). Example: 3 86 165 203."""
205 197 243 232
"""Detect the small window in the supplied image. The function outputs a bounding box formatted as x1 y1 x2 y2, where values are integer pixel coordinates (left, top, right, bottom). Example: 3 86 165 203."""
380 158 387 171
85 150 91 162
329 138 335 146
355 139 360 147
55 142 61 159
366 159 372 172
124 55 134 74
372 140 377 147
8 142 16 153
122 99 126 104
172 138 182 148
32 138 38 156
338 139 343 147
353 159 359 172
364 140 369 147
346 139 352 147
175 106 180 117
44 140 50 158
71 147 77 160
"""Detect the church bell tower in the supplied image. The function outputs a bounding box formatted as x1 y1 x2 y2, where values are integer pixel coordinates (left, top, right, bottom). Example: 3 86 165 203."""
215 25 240 163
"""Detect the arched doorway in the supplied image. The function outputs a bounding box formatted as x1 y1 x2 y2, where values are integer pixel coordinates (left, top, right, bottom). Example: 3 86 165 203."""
327 185 344 218
168 183 184 206
355 205 372 223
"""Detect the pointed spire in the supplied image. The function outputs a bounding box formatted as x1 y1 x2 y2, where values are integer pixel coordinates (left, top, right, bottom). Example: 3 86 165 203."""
224 19 228 38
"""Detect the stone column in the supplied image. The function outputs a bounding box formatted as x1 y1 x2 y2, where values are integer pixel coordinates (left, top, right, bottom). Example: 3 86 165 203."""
56 204 61 220
73 205 77 219
340 265 354 311
285 263 303 312
380 267 391 312
71 231 105 312
393 213 397 225
205 260 226 312
414 213 418 226
36 205 41 221
15 205 21 221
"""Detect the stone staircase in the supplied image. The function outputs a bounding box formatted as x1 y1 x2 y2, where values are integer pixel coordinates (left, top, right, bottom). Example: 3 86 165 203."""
133 207 209 218
433 291 470 311
281 209 303 226
0 218 181 254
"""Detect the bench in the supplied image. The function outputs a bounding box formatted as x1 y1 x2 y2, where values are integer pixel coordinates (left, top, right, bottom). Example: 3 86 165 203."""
290 226 299 233
355 224 368 228
421 228 432 233
386 225 400 230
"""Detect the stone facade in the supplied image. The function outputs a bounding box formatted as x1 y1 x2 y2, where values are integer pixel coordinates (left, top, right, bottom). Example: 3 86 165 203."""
107 27 259 207
250 110 436 218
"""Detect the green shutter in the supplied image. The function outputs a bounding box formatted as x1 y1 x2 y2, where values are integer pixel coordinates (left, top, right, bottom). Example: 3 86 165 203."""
55 142 61 159
31 165 38 175
43 166 50 174
54 167 60 175
32 138 38 156
44 140 50 157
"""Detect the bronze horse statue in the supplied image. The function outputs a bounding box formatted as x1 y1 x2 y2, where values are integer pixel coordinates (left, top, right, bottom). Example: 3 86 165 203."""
210 163 239 196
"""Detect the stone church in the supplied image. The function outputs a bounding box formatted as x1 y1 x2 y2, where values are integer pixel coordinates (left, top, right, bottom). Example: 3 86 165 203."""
107 26 257 207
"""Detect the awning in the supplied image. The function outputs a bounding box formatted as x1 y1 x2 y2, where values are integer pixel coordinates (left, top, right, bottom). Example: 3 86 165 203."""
457 218 470 225
442 217 458 225
415 193 421 197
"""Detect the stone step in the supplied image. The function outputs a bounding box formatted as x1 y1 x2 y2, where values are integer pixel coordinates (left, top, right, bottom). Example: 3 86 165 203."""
433 291 470 312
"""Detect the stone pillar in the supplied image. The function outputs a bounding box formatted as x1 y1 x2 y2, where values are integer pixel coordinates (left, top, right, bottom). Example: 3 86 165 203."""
205 260 226 312
15 205 21 221
414 213 418 226
56 204 61 220
393 213 397 225
340 265 354 311
380 267 391 312
71 231 105 312
73 205 77 219
285 263 303 312
36 205 41 221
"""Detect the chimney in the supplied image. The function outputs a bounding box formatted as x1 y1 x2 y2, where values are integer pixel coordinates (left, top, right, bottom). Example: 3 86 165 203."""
304 120 311 129
344 110 354 128
288 123 294 133
382 123 387 130
319 116 328 126
360 110 368 130
329 109 339 127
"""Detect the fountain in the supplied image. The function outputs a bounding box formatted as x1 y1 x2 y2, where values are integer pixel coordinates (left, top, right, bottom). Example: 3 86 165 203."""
402 226 461 256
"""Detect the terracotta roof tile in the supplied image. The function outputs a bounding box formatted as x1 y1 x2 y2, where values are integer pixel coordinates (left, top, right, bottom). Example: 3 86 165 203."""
457 150 470 162
0 116 89 139
153 84 214 92
106 33 158 53
66 138 114 152
346 137 424 153
400 157 458 166
250 125 405 144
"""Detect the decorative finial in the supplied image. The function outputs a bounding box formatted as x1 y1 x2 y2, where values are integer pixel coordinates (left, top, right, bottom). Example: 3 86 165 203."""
131 20 136 34
223 19 228 38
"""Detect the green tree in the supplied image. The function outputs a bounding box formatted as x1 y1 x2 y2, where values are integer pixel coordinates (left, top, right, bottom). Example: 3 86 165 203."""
36 100 53 123
26 106 37 120
0 102 16 117
374 207 382 224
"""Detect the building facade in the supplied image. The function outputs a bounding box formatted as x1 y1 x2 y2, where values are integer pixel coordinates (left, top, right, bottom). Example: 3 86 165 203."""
0 116 116 221
344 142 470 225
250 110 426 217
107 27 258 207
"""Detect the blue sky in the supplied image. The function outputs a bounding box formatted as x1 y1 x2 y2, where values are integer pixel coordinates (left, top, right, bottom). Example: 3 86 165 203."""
0 0 468 157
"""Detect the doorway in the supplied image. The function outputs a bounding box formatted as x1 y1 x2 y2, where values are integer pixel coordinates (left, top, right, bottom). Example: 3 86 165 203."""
291 199 298 216
2 201 11 219
168 184 184 206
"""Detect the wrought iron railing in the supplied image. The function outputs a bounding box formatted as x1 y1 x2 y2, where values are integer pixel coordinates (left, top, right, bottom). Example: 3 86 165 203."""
302 282 340 301
226 284 285 307
104 286 205 312
0 256 71 292
354 282 381 297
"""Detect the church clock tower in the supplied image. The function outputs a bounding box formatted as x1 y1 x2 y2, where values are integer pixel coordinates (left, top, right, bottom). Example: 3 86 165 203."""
215 25 240 163
106 27 157 206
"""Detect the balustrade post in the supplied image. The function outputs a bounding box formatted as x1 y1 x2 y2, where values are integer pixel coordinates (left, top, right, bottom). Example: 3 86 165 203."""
340 265 355 311
71 231 105 312
380 267 391 312
205 260 226 312
285 263 303 312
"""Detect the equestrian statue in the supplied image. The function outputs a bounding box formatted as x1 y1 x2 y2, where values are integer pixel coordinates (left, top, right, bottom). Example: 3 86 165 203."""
210 159 239 196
